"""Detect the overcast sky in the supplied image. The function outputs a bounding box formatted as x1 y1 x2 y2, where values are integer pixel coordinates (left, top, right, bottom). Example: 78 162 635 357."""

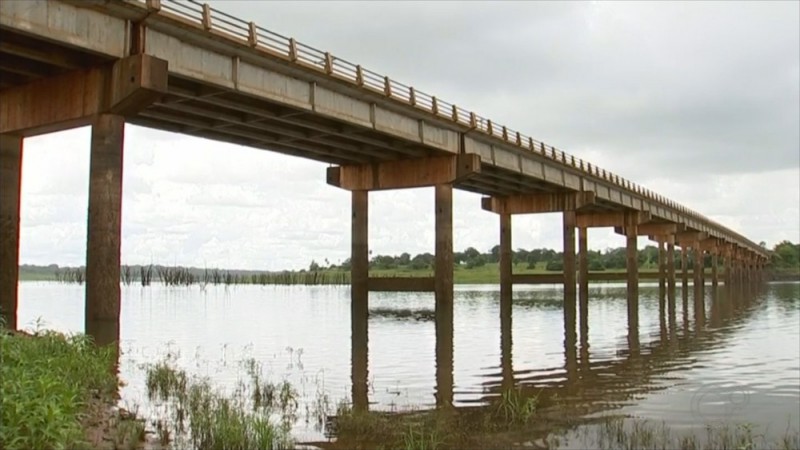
18 1 800 270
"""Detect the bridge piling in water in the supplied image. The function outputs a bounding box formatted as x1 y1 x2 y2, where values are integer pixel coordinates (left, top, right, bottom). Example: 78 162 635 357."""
434 183 454 409
85 115 125 330
350 190 369 412
0 134 22 330
578 226 589 341
563 211 577 345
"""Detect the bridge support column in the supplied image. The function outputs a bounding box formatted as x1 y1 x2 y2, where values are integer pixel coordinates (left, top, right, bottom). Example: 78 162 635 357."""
563 211 577 345
350 190 369 412
499 210 513 389
723 250 731 286
657 238 666 312
85 115 125 336
0 134 22 330
435 183 454 409
626 223 639 331
499 213 512 301
667 241 676 327
693 242 703 290
681 245 689 291
711 253 719 287
578 226 589 341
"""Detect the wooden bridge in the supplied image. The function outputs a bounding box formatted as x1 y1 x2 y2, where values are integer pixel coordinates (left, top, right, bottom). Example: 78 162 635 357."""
0 0 770 408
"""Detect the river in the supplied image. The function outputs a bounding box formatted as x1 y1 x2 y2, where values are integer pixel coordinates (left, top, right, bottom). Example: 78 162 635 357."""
17 281 800 447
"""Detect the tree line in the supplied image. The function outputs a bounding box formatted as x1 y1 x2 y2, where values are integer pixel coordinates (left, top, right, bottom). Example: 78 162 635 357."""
321 240 800 272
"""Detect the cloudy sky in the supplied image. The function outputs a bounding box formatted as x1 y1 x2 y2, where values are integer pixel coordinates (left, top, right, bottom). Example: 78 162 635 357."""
19 1 799 270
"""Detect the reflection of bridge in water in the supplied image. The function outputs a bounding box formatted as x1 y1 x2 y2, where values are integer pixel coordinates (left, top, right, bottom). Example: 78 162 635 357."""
341 282 766 439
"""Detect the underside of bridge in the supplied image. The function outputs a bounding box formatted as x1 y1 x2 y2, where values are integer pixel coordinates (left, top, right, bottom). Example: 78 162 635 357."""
0 0 771 412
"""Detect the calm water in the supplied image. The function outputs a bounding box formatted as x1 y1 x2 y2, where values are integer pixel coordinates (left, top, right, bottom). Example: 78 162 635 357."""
17 281 800 444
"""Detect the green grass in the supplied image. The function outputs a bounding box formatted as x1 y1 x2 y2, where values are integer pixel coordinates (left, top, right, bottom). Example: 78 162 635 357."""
0 324 120 450
145 357 294 449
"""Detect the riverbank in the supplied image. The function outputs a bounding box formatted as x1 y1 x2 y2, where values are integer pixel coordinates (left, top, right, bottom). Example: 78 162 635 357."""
0 326 146 450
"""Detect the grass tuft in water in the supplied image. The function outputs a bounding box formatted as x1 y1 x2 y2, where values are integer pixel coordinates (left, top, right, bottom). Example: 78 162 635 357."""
145 358 293 449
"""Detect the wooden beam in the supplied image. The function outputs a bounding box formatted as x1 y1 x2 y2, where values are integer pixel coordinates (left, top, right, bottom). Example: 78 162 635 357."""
0 54 168 136
675 231 708 247
0 40 84 70
576 211 650 228
368 277 435 292
615 222 682 237
699 237 721 252
481 192 595 215
327 154 480 191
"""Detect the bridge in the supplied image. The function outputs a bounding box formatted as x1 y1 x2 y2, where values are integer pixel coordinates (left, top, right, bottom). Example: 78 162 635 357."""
0 0 770 406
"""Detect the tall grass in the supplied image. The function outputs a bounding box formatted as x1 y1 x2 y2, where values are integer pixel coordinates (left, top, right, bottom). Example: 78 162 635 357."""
144 358 294 450
0 324 119 450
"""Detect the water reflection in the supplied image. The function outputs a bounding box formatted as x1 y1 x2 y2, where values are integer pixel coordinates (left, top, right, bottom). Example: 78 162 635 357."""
353 280 780 445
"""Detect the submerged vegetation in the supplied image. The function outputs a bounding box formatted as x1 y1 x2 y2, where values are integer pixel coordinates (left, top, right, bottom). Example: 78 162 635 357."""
144 357 295 449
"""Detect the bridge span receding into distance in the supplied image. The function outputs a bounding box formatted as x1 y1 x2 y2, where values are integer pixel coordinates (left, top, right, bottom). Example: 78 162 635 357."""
0 0 770 407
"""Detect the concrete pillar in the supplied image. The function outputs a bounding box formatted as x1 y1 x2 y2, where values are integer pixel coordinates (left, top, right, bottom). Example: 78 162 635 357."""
626 226 639 331
499 212 513 390
711 253 719 287
667 242 676 320
499 213 512 301
693 244 703 292
0 134 22 330
681 245 689 290
563 211 577 345
500 286 513 391
657 239 666 314
350 190 369 412
434 183 454 408
85 115 125 332
723 253 731 286
578 226 589 342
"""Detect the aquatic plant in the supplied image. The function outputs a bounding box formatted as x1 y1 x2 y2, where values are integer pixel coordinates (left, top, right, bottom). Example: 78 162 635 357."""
144 358 293 450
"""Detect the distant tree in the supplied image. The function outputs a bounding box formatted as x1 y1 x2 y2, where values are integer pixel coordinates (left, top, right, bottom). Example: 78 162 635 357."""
398 252 411 266
410 253 434 270
488 245 501 263
589 260 605 271
604 248 626 270
463 247 481 260
465 254 486 269
309 260 320 271
546 260 564 271
514 248 529 265
371 255 397 270
773 240 799 268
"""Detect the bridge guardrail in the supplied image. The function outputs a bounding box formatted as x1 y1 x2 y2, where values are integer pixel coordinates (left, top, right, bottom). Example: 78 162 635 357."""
141 0 763 255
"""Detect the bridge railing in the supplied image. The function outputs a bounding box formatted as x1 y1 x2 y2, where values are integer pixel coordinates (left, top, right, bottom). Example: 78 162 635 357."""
142 0 762 254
